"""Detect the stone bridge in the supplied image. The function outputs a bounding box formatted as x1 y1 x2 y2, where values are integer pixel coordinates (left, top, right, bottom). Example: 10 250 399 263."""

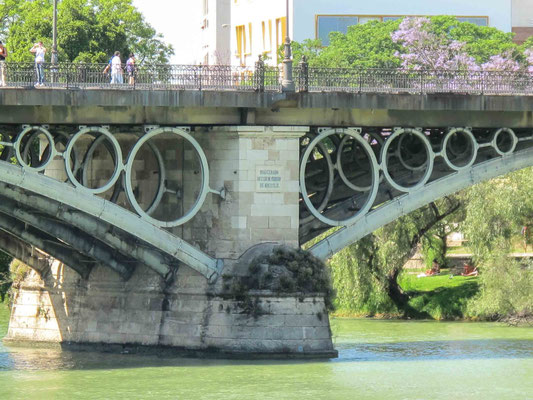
2 67 533 358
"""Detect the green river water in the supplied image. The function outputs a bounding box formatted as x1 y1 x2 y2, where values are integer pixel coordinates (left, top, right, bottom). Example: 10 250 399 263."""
0 303 532 400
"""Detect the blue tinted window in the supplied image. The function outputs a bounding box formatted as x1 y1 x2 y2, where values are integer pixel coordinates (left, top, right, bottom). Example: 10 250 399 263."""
457 17 488 26
317 16 358 46
383 16 402 22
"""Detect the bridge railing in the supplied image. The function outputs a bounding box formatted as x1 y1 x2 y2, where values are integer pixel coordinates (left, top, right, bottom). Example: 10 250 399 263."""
297 67 533 95
1 62 532 95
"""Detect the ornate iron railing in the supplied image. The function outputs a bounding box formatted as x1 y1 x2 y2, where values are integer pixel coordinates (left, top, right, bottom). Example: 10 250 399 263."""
0 61 532 95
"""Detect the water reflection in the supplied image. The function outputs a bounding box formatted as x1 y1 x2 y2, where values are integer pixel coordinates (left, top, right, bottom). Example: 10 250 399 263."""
1 338 532 372
337 339 533 362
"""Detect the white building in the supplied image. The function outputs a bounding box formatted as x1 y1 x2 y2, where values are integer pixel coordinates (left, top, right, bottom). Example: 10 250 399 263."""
197 0 518 67
199 0 231 65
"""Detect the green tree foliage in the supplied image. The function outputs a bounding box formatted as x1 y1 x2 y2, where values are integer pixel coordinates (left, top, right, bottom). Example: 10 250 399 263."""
292 19 402 68
0 0 173 63
428 16 518 64
291 16 521 68
0 251 12 302
461 168 533 320
330 198 462 317
466 256 532 321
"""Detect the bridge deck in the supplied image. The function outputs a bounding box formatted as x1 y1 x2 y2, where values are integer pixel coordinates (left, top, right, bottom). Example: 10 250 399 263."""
1 89 532 128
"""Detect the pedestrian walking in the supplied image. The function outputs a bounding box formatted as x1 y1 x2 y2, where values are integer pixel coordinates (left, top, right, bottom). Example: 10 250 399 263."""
0 41 7 87
110 51 123 84
30 41 46 86
126 53 135 85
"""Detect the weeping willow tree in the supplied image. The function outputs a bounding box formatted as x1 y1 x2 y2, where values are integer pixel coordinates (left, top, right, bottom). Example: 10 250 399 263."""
329 196 462 317
462 168 533 322
328 168 533 321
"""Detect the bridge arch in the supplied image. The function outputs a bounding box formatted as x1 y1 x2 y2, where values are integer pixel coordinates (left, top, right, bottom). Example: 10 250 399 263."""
0 157 222 282
299 127 533 260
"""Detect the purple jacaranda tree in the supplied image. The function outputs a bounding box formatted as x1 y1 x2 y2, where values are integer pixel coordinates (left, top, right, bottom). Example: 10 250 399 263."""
481 54 521 71
392 17 525 72
391 17 478 71
525 48 533 73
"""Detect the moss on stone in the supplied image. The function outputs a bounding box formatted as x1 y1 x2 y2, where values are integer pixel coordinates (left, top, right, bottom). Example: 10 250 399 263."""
223 246 336 315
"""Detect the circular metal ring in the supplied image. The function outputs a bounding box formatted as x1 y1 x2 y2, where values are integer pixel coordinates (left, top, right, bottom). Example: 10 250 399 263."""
81 134 126 205
64 127 123 194
14 126 56 172
300 128 379 227
492 128 517 156
300 137 335 225
380 128 434 193
124 127 210 228
337 134 376 192
441 128 478 171
397 131 428 172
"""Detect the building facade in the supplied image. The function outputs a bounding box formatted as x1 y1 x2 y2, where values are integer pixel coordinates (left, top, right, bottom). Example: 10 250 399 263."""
199 0 523 67
199 0 231 65
512 0 533 44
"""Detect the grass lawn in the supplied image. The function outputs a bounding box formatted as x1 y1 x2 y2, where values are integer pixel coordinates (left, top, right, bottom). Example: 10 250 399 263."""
447 243 533 255
446 246 470 254
399 269 479 320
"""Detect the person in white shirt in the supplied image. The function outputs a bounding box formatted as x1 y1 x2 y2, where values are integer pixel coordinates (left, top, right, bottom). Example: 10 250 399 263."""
110 51 123 84
30 41 46 86
0 41 7 87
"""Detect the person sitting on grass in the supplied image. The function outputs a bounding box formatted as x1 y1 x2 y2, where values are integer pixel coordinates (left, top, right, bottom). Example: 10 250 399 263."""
417 259 441 278
461 262 478 277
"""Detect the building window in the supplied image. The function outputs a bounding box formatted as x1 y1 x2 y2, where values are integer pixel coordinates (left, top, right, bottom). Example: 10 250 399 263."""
202 0 208 16
247 23 253 55
236 25 246 64
456 17 488 26
358 17 379 24
276 17 287 62
262 20 273 53
317 15 358 46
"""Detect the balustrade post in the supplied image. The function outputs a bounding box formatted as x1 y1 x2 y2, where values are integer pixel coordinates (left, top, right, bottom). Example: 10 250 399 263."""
298 55 308 92
198 64 203 91
254 55 265 92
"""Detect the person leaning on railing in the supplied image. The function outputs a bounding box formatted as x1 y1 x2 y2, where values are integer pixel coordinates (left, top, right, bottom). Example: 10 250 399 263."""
110 51 123 84
0 41 7 87
126 53 135 85
30 41 46 87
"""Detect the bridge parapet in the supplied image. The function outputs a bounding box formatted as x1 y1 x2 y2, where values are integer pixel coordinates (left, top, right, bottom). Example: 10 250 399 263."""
1 62 532 95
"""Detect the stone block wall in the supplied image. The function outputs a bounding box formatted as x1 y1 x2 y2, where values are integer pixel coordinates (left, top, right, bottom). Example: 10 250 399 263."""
7 262 336 357
183 126 307 261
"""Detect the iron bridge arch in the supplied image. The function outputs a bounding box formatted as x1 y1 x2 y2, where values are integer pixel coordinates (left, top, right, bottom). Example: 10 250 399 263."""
298 126 533 259
0 125 223 282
